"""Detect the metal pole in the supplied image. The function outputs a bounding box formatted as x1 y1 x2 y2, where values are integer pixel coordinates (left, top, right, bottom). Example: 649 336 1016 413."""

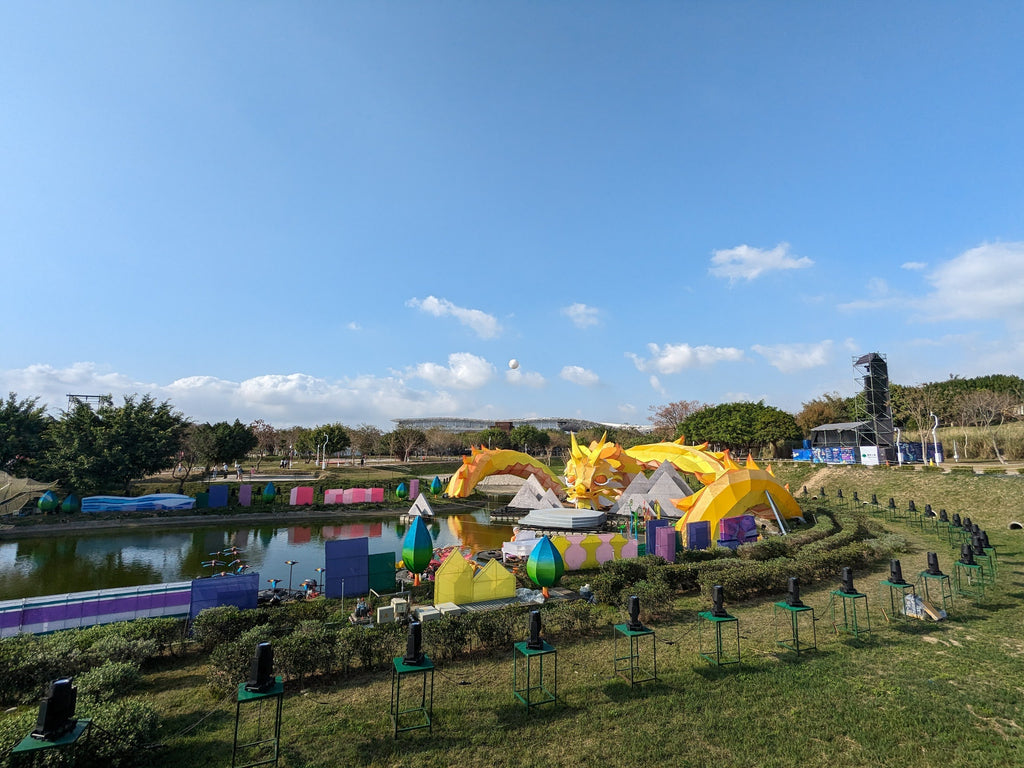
895 427 902 467
930 412 941 464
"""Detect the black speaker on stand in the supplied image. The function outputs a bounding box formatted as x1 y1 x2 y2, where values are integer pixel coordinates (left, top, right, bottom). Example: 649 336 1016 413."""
245 642 275 694
31 679 77 741
403 621 425 666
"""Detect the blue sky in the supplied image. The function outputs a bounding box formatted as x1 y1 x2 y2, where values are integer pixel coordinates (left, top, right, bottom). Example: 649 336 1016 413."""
3 3 1023 429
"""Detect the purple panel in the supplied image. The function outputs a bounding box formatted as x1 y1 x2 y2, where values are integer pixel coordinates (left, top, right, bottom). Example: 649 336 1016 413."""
646 519 669 554
208 485 229 508
410 479 420 498
324 538 369 598
1 612 23 630
189 573 260 621
239 485 252 506
655 526 676 563
687 521 711 550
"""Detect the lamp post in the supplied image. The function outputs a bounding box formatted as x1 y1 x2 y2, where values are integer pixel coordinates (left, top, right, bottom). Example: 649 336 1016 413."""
285 560 298 592
895 427 902 467
930 412 941 464
322 435 330 471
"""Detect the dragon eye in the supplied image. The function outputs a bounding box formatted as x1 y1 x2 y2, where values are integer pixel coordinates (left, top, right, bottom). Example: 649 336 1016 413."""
594 475 608 485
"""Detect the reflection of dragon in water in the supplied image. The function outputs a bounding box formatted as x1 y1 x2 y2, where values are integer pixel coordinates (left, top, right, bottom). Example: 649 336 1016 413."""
444 434 803 537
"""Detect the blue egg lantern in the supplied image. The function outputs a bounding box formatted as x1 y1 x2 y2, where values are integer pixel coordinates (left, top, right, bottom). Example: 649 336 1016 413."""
37 490 58 512
402 515 433 586
526 536 565 598
430 476 443 495
396 482 409 500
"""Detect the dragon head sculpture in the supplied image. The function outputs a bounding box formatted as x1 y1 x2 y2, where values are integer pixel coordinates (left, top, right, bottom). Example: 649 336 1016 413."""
563 433 644 509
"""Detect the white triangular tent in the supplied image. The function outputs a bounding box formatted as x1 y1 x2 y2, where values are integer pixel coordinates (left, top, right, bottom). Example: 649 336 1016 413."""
408 493 434 517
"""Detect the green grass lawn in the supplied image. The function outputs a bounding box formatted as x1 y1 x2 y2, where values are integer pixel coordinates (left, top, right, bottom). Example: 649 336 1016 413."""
4 466 1022 767
116 467 1024 767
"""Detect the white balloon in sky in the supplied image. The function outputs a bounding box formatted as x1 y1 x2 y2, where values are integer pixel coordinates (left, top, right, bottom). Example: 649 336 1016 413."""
508 359 519 369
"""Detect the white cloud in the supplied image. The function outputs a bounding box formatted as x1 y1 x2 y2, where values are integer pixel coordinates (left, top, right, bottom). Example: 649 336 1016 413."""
406 296 501 339
505 368 546 388
618 403 637 416
752 341 833 373
407 352 494 390
924 242 1024 322
346 321 361 331
649 375 666 395
0 362 462 428
561 303 600 329
628 343 745 374
837 276 901 311
709 243 813 282
560 365 600 386
901 261 927 270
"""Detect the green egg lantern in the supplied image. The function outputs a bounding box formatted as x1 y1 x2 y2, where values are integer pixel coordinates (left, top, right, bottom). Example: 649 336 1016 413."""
37 490 58 513
402 515 433 586
396 482 408 500
61 493 80 513
262 482 277 502
527 536 564 599
430 476 443 495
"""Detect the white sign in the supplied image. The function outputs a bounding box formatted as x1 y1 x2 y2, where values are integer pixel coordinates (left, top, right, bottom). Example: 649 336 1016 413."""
859 446 880 466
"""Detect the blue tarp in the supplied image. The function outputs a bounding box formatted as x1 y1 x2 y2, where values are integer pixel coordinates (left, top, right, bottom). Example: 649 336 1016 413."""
188 572 259 621
324 538 369 598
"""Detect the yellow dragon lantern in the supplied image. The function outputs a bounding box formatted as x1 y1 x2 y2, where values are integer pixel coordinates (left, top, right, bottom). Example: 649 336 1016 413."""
444 434 803 541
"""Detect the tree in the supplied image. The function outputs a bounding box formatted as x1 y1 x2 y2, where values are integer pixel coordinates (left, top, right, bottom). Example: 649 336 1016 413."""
679 401 800 457
385 428 426 462
475 428 511 451
959 389 1016 463
349 424 383 460
45 395 188 494
543 430 569 463
794 392 855 436
509 424 548 455
648 400 707 441
0 392 50 474
200 420 258 467
311 423 351 465
424 427 460 457
249 419 278 472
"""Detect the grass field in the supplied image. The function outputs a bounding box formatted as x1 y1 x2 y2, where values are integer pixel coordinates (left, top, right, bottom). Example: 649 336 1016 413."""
4 466 1023 767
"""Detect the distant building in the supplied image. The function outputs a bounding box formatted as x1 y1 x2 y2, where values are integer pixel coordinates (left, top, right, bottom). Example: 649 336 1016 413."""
391 416 651 434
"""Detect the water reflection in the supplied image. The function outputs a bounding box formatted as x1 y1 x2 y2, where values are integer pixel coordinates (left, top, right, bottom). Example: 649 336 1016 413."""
0 511 513 600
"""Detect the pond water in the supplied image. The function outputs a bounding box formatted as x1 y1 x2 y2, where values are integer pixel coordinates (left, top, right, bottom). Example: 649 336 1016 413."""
0 510 514 600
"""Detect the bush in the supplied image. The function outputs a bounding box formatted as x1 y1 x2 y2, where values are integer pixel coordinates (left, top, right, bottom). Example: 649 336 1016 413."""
85 633 158 668
422 615 471 661
208 626 272 690
191 605 264 652
466 605 528 651
77 661 142 702
277 621 337 686
540 599 603 640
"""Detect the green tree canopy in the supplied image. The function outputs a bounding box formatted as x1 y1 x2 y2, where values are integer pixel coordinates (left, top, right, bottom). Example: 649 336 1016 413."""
0 392 50 474
385 428 427 461
474 428 511 450
678 401 800 457
194 420 258 466
311 423 351 458
509 424 549 454
44 395 188 494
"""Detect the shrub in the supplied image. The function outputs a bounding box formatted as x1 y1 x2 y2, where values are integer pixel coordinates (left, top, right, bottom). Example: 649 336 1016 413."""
422 615 471 661
77 661 142 702
208 626 272 690
540 599 603 640
466 605 529 651
85 633 158 668
191 605 264 652
278 621 337 686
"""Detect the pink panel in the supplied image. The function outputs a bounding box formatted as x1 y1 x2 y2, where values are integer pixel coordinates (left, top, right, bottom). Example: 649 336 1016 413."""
292 486 314 505
348 524 366 537
410 479 420 498
621 539 638 559
370 488 384 503
369 522 382 537
341 489 354 504
325 489 344 504
655 526 676 563
595 533 616 563
289 487 299 505
562 539 587 570
351 488 366 503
